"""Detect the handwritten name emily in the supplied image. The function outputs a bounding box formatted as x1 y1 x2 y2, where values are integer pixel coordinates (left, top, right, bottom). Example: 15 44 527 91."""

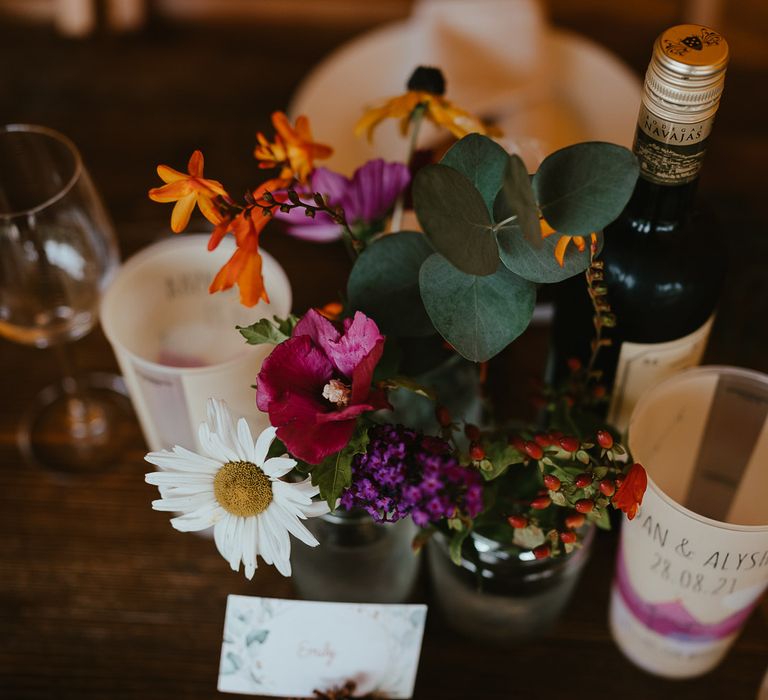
297 640 337 667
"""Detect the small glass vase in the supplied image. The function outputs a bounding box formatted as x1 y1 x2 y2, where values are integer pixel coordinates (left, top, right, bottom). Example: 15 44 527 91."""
291 510 421 603
427 525 595 643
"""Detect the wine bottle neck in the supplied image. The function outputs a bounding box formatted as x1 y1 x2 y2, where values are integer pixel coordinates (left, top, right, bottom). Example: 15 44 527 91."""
623 174 699 227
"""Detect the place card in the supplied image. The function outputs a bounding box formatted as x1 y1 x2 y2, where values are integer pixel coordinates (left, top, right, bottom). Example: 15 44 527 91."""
218 595 428 698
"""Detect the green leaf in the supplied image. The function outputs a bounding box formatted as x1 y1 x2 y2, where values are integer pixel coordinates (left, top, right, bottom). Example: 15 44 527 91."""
382 376 436 400
533 142 639 235
347 231 435 337
413 164 499 277
493 155 541 244
497 226 603 283
481 441 525 481
449 527 471 566
238 315 299 345
440 133 509 216
310 424 370 510
591 507 612 531
419 253 535 362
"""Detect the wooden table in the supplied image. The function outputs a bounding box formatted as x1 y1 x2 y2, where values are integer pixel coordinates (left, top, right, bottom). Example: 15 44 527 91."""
1 13 766 700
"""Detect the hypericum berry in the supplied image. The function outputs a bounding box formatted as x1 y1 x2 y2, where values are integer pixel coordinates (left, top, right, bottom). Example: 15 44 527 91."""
592 384 607 398
530 496 551 510
465 424 481 441
523 441 544 460
596 430 614 449
560 531 577 544
543 474 562 491
534 433 552 447
509 435 526 451
599 479 616 497
575 473 593 489
436 406 452 428
559 435 580 452
533 544 551 560
575 499 594 514
566 357 582 373
469 442 485 461
507 515 528 529
565 513 586 529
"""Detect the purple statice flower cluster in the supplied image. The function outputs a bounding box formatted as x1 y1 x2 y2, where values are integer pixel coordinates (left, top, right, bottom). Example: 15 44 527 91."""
340 424 483 526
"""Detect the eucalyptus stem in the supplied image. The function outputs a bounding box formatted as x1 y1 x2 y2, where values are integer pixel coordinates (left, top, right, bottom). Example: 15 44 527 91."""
389 104 426 232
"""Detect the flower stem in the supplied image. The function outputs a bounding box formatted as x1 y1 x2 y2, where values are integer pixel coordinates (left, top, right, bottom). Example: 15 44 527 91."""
389 104 426 232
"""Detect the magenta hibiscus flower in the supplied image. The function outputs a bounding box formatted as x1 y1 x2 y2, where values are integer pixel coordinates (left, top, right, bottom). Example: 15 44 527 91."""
256 309 390 464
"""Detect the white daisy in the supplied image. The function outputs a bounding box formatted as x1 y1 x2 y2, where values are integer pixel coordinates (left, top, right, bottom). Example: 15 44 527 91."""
145 398 328 578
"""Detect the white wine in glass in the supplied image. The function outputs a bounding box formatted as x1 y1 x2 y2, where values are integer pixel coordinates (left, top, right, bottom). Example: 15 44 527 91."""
0 124 131 471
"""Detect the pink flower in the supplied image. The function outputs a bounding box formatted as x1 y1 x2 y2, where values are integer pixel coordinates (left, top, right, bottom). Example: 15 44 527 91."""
275 159 411 242
256 309 390 464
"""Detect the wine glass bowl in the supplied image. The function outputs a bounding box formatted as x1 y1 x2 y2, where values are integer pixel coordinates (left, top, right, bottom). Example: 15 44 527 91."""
0 124 131 471
0 125 118 347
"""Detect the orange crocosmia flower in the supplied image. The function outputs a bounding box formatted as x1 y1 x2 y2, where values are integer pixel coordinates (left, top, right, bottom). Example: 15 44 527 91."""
540 219 598 268
254 112 332 184
209 209 270 307
317 301 343 321
148 150 228 233
612 463 648 521
206 177 288 254
355 91 499 143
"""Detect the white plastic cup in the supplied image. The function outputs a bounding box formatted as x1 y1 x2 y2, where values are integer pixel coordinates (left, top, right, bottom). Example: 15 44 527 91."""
610 366 768 678
100 235 290 452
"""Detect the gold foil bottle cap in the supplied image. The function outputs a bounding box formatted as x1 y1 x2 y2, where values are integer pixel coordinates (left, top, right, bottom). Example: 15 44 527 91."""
644 25 729 122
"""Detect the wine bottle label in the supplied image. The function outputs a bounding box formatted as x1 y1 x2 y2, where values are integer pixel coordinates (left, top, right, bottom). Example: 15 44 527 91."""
634 105 715 185
607 316 714 433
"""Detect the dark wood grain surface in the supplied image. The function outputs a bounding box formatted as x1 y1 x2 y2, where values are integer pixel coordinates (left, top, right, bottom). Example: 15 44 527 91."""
1 10 767 700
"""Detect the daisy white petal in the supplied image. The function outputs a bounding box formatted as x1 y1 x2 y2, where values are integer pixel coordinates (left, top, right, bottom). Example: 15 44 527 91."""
253 425 278 466
171 502 226 532
145 472 214 487
262 457 297 478
236 418 257 463
269 503 320 548
151 493 215 512
304 500 331 518
260 508 291 561
243 518 258 580
144 447 219 474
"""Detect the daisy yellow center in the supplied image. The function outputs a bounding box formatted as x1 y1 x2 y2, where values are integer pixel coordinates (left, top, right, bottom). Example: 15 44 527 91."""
214 461 273 517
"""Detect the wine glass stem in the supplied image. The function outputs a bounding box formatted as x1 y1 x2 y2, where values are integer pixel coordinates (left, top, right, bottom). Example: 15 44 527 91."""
53 342 107 440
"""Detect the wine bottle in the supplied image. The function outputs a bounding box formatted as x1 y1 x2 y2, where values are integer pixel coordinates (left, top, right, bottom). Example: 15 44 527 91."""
549 24 729 433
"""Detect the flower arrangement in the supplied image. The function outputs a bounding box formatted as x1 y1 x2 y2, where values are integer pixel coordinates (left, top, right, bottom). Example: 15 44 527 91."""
145 66 647 580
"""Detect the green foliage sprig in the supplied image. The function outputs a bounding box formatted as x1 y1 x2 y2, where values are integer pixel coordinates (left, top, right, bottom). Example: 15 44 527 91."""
347 133 639 363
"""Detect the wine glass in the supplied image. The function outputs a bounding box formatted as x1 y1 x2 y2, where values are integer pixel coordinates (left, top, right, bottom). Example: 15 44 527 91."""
0 124 131 471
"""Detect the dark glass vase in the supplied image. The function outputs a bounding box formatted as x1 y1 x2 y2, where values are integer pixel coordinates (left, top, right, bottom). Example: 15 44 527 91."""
427 526 595 643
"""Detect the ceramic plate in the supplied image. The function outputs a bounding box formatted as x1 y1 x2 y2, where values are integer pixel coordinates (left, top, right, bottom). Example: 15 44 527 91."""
290 21 642 174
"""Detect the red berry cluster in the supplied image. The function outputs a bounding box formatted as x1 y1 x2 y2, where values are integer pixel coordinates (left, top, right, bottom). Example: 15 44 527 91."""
502 428 628 558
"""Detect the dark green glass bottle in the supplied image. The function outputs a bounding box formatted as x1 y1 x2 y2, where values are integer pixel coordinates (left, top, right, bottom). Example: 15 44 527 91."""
549 24 729 432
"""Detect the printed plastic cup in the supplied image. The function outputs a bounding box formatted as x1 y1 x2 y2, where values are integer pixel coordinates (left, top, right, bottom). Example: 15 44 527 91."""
100 235 291 452
610 366 768 678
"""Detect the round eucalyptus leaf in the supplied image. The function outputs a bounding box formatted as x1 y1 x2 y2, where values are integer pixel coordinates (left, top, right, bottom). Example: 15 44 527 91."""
534 142 639 235
497 225 603 283
419 253 536 362
441 133 509 216
493 154 541 244
347 231 435 337
413 164 499 277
